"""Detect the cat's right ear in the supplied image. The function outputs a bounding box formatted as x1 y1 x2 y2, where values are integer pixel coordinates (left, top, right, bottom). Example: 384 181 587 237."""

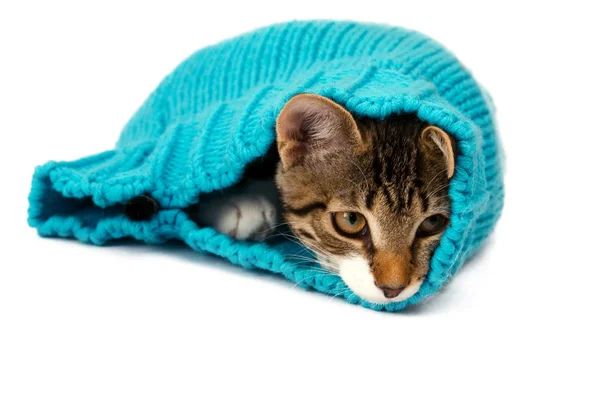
276 94 362 170
420 126 456 178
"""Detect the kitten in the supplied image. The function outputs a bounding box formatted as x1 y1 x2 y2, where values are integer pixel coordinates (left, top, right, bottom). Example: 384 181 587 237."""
191 94 455 304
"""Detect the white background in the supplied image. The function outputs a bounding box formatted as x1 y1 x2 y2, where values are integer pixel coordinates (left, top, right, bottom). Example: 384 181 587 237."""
1 1 598 406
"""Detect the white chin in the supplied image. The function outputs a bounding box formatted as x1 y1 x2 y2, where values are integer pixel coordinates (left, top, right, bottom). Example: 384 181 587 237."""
337 257 422 304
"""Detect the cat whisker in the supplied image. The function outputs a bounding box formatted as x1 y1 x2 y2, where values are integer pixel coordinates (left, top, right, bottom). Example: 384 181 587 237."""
251 215 341 273
263 220 296 232
277 231 326 253
425 183 450 201
268 232 303 244
291 271 335 289
424 168 448 191
255 232 297 244
284 254 330 265
348 158 369 195
295 243 336 264
284 256 338 270
329 287 353 301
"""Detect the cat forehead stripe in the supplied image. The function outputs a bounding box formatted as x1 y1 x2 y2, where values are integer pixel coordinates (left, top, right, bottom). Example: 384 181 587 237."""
285 201 327 216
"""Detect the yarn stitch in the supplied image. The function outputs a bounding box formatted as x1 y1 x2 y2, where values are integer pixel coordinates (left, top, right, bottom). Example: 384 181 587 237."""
27 21 504 311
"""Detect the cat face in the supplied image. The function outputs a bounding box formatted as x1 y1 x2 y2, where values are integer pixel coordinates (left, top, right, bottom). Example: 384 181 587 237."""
275 94 455 304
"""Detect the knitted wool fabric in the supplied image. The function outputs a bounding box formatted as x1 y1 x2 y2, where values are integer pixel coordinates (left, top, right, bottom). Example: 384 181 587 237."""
28 21 504 311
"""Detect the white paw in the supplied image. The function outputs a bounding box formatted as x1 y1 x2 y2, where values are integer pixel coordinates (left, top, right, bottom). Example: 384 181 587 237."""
214 196 277 241
191 180 280 241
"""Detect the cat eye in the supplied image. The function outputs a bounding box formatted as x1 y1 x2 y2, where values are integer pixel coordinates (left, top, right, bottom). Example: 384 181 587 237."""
332 212 367 237
417 214 449 237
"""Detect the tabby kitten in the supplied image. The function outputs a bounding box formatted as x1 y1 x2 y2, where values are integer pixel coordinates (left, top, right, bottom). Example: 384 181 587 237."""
192 94 455 304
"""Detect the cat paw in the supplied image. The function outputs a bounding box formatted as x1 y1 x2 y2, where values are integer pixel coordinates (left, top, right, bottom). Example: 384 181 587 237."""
215 196 277 241
191 179 280 242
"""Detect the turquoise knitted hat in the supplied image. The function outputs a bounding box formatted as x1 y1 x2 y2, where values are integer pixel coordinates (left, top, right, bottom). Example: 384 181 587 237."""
28 21 504 311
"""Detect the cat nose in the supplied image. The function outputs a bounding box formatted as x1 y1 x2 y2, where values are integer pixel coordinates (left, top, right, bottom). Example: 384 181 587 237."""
377 284 406 298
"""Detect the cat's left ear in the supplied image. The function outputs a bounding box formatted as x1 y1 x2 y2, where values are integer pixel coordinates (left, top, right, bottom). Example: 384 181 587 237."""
420 126 456 178
275 94 364 170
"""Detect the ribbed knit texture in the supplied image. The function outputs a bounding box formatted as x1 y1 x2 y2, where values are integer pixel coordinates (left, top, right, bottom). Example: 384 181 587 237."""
27 21 504 311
